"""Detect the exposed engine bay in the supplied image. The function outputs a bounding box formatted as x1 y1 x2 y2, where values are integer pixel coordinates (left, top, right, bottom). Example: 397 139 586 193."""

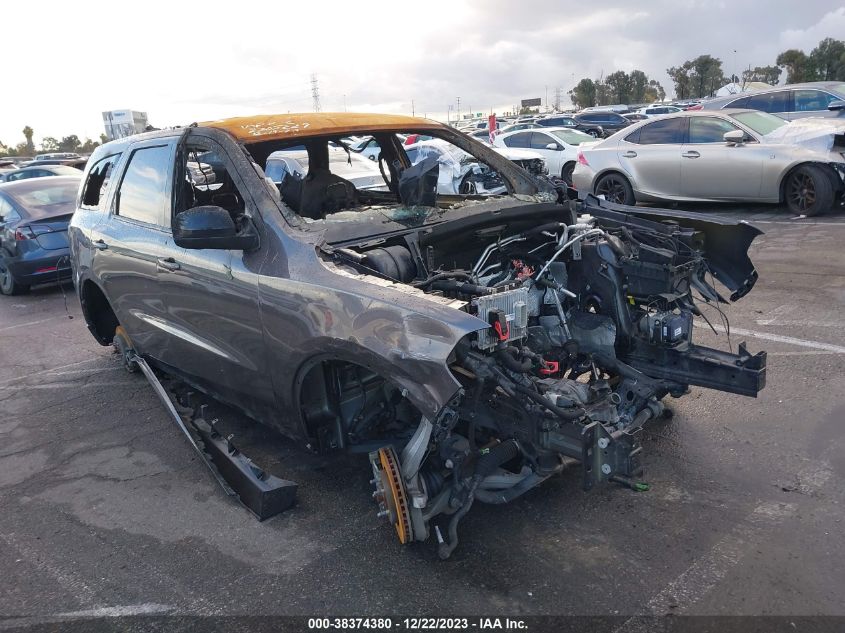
319 197 767 558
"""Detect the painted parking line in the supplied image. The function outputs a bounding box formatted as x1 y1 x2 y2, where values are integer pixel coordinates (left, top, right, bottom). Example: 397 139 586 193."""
0 356 106 387
0 316 65 334
693 322 845 354
615 461 833 630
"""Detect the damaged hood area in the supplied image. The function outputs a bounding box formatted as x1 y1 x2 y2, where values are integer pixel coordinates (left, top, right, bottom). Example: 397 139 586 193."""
763 118 845 157
584 195 762 301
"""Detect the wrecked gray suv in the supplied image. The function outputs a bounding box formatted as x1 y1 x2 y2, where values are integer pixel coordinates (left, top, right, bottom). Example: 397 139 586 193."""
69 113 766 557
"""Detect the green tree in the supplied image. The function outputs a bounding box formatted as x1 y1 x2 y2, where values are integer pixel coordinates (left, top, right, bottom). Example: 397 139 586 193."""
645 80 666 103
689 55 726 98
809 37 845 81
629 70 648 103
667 63 693 100
80 138 99 153
22 126 35 156
41 137 60 152
595 80 611 106
741 65 782 86
604 70 632 104
568 78 597 108
59 135 81 152
776 49 815 83
99 133 109 145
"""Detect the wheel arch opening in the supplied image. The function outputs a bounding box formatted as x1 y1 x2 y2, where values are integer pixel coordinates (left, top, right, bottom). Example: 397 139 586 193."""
79 280 119 345
295 357 425 452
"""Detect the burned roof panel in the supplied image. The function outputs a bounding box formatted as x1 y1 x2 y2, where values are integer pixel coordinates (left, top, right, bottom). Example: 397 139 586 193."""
199 112 443 144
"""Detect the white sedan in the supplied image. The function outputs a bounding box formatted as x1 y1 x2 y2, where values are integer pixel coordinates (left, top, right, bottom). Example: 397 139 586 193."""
493 127 595 183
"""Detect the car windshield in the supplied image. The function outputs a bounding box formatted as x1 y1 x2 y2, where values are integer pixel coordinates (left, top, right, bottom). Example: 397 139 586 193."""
732 111 788 136
547 129 594 146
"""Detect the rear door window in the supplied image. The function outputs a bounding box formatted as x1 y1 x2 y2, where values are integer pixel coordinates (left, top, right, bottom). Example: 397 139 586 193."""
80 154 121 210
634 118 687 144
745 91 790 114
115 145 172 226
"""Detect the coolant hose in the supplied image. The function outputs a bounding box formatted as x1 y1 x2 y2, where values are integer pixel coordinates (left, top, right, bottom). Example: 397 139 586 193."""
438 440 522 560
429 280 496 296
496 346 533 373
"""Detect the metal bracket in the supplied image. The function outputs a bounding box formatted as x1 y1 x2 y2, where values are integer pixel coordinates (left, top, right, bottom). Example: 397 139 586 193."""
128 351 297 521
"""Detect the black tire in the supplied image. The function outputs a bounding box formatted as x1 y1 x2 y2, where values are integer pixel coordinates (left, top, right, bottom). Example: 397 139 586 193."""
594 173 635 205
587 129 600 138
561 162 575 185
784 165 834 217
0 261 29 296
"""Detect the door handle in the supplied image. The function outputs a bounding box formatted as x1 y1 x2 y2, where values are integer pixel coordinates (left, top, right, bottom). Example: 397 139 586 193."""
157 257 181 272
622 151 637 158
682 151 700 159
93 239 108 250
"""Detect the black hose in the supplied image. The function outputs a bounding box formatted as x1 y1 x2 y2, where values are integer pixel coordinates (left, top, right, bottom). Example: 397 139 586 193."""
476 439 521 477
516 384 585 421
413 271 474 288
429 279 497 296
438 439 523 560
496 346 533 373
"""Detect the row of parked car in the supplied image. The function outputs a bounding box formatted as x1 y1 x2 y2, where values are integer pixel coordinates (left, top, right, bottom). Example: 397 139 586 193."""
572 82 845 217
0 152 88 183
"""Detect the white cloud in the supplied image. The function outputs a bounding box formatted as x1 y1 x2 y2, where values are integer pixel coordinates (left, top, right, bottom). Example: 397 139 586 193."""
1 0 842 148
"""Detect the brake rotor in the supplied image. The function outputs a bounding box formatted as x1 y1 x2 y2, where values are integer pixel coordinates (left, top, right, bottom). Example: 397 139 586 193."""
371 446 412 544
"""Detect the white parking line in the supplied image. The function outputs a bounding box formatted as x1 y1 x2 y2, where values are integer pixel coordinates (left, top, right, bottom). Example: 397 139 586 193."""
694 322 845 354
57 603 175 617
0 316 63 333
615 462 832 630
0 356 106 387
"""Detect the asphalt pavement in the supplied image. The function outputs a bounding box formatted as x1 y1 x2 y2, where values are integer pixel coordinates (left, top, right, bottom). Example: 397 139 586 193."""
1 204 844 628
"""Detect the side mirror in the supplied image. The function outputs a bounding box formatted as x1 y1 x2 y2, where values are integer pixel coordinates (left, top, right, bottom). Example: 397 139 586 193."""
173 205 259 251
723 130 746 145
545 143 560 150
827 100 845 111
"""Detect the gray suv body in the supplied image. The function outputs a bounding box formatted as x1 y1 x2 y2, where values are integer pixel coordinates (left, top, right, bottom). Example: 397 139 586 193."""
699 81 845 120
68 112 765 556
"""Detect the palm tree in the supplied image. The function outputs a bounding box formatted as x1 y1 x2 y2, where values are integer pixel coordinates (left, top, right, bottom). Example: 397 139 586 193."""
22 126 35 156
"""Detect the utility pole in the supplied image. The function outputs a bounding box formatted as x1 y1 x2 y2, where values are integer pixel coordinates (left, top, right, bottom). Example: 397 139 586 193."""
411 99 415 116
310 74 321 113
554 87 562 111
456 96 461 121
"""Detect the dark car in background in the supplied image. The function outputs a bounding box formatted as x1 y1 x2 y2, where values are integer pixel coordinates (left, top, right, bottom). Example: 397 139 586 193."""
0 175 79 295
572 111 631 136
0 164 82 183
535 115 603 137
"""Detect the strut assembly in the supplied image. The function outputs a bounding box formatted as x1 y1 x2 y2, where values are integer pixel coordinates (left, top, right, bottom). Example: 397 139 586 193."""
114 329 298 520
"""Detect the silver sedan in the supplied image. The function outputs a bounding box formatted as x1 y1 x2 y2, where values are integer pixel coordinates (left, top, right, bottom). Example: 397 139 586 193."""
572 109 845 216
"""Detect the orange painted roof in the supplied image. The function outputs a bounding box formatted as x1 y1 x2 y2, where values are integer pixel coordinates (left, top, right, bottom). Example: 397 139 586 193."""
199 112 443 143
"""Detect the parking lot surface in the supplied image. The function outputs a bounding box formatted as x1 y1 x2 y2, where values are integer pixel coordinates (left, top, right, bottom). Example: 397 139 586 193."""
1 204 844 624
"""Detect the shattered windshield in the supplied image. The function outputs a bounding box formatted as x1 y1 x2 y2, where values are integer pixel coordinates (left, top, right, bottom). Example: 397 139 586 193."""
733 111 788 136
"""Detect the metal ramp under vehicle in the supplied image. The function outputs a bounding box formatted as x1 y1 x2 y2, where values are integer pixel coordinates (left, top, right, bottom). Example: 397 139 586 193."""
124 347 298 521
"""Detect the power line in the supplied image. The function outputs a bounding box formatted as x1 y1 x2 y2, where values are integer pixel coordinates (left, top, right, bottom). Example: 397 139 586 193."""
311 74 322 113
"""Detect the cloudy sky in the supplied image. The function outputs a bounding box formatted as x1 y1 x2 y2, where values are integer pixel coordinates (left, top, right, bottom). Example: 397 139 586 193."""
2 0 843 147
